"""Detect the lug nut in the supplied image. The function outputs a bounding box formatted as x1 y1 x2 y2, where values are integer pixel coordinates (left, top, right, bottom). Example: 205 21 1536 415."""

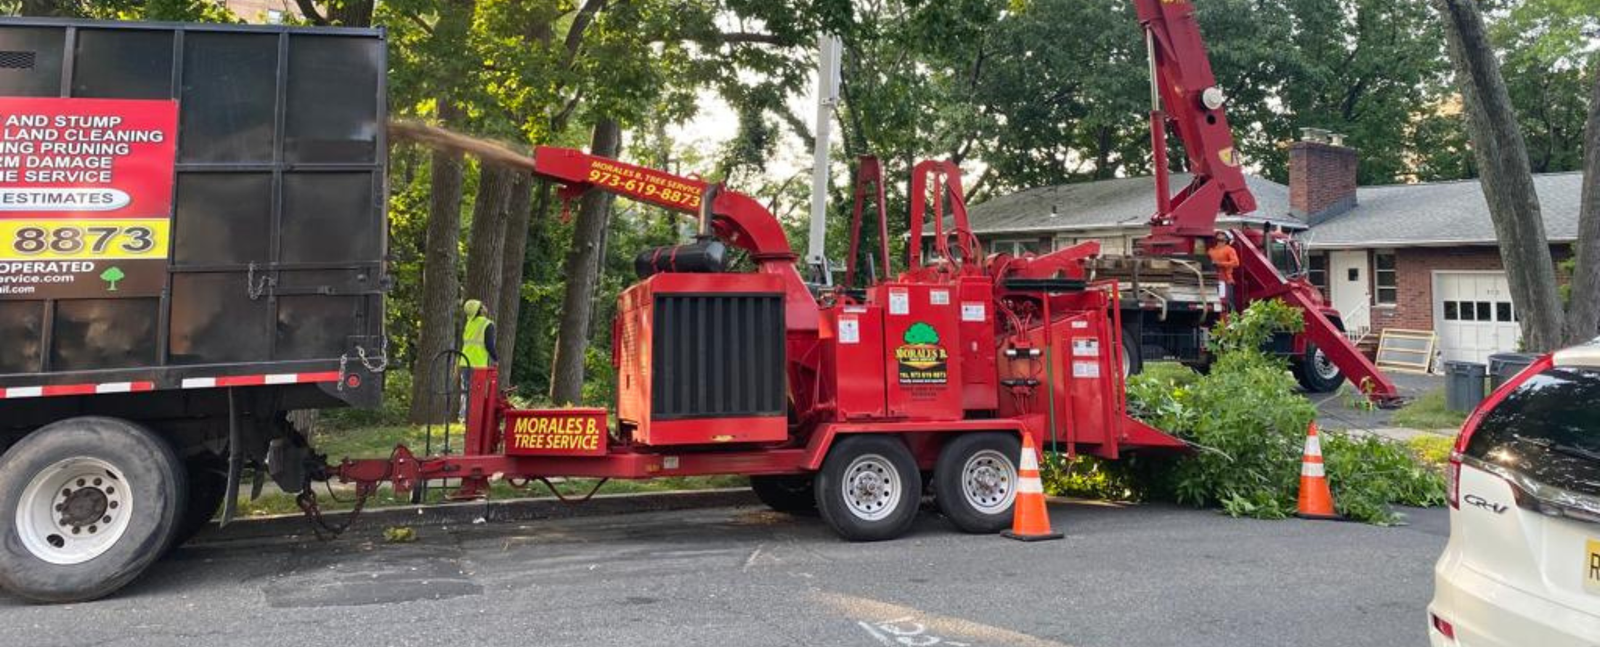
93 478 102 486
109 501 119 509
76 479 85 487
88 525 97 533
62 488 71 496
71 527 80 534
55 504 64 512
102 515 111 523
106 487 115 495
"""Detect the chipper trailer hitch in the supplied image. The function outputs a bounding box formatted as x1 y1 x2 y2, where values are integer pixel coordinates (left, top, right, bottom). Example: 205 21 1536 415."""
299 142 1189 542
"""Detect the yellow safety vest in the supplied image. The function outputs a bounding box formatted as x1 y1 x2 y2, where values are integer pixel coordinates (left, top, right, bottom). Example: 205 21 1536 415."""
460 315 492 368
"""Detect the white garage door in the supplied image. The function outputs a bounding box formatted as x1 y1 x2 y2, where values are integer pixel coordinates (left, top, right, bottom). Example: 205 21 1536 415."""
1434 272 1520 364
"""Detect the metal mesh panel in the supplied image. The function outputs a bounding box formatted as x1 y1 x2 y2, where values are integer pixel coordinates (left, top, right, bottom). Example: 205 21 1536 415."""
651 293 785 420
0 51 35 69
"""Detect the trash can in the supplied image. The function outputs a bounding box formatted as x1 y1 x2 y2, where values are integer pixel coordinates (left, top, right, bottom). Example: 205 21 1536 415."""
1443 361 1488 412
1487 352 1541 391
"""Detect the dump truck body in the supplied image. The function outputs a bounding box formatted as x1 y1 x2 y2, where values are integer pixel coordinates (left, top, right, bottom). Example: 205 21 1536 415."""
0 19 387 603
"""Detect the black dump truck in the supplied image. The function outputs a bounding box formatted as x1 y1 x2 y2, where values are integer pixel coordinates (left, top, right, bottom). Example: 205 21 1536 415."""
0 19 388 602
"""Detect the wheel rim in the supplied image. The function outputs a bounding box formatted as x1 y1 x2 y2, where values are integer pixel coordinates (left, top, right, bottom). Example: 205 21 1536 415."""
961 449 1017 515
16 457 133 565
841 454 900 521
1313 347 1340 381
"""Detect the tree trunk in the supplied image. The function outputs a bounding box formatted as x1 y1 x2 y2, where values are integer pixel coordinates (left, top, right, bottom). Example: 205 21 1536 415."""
464 163 515 315
494 175 539 381
549 118 622 404
1568 70 1600 343
407 101 468 424
1433 0 1566 352
330 0 375 26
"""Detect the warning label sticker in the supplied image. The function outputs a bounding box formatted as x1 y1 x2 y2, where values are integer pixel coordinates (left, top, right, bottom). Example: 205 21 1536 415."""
839 316 860 344
1072 337 1100 357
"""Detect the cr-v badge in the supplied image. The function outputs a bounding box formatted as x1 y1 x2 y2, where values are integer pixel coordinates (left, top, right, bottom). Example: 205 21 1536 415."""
1463 493 1508 514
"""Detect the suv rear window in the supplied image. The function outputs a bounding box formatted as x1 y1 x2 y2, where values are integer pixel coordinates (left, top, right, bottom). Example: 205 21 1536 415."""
1466 367 1600 496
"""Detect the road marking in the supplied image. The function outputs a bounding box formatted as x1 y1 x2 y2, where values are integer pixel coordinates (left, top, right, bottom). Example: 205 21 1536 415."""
813 591 1077 647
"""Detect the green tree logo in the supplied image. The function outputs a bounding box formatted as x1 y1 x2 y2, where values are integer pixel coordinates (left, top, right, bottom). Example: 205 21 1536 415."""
100 266 125 291
903 322 940 345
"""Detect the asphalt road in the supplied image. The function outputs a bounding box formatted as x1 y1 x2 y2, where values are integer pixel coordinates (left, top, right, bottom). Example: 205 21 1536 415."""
0 500 1447 647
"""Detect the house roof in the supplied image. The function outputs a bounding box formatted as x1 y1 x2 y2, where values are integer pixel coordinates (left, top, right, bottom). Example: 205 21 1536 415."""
1303 172 1585 249
961 173 1300 237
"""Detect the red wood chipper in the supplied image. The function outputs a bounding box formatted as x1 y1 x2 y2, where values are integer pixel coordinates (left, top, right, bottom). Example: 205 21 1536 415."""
324 146 1184 540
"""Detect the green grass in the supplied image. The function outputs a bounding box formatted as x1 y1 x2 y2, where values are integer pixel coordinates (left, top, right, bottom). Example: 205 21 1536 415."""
1391 388 1469 431
1406 434 1455 469
232 421 750 518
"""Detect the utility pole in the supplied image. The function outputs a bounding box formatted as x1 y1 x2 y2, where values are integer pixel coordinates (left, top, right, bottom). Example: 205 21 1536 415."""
806 33 842 284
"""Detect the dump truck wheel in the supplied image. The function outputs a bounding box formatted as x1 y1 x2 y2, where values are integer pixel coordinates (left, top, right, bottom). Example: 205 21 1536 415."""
815 436 921 541
172 457 228 547
933 433 1020 533
750 475 815 513
1296 343 1343 393
1120 324 1144 378
0 417 186 603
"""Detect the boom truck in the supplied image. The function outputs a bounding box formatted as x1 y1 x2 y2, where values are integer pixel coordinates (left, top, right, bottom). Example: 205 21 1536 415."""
0 1 1398 604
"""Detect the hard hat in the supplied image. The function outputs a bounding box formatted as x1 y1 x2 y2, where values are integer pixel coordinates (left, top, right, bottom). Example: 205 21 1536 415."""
463 299 483 317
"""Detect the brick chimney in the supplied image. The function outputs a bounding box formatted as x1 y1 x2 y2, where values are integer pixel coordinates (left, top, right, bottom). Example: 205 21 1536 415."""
1289 128 1357 225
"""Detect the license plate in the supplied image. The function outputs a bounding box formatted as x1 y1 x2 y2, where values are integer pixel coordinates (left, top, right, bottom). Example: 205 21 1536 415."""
1586 539 1600 594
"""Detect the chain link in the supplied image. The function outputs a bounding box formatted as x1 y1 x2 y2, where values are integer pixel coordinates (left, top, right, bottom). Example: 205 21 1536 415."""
246 261 276 301
295 484 372 542
337 338 390 392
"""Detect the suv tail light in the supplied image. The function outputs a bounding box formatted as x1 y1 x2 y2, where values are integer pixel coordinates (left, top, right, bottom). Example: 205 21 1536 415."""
1448 354 1554 508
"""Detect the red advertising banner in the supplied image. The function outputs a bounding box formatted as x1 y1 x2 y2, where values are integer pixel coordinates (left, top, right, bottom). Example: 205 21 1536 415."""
0 97 178 300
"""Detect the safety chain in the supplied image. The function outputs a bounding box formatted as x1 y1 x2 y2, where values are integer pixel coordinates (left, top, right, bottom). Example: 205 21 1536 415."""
337 338 390 392
295 484 372 542
246 261 277 301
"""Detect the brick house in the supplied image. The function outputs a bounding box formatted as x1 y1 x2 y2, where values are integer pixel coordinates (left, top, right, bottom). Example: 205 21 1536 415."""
962 134 1585 366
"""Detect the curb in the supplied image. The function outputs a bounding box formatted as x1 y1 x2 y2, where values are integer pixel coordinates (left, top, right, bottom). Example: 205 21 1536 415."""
194 488 759 543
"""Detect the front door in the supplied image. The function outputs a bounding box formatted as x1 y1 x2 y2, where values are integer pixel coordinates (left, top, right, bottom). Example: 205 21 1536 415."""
1328 250 1370 331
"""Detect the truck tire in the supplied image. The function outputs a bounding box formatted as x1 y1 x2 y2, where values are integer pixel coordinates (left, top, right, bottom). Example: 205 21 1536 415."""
1296 343 1344 393
172 458 229 547
0 416 187 603
1120 324 1144 378
750 475 816 513
933 433 1020 533
815 435 921 542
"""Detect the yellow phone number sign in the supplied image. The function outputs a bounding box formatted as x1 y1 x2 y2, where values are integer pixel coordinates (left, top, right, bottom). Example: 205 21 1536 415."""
0 219 168 261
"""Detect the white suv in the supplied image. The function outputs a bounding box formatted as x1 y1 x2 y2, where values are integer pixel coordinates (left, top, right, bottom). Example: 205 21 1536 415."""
1429 340 1600 645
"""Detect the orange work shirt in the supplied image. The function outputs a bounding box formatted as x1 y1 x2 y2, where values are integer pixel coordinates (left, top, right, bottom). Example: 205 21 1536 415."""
1208 244 1240 283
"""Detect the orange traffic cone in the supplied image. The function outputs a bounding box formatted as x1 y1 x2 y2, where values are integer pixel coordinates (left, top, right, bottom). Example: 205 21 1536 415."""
1296 422 1340 520
1002 433 1063 541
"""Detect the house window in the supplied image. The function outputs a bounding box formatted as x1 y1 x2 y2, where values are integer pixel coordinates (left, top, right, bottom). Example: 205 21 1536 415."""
1374 250 1397 305
991 239 1043 256
1308 253 1329 294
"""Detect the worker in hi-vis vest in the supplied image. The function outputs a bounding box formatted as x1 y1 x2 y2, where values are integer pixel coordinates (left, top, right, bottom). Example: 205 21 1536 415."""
458 299 497 419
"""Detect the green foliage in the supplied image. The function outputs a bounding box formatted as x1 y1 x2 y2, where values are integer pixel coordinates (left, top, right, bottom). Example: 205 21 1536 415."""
1122 300 1444 524
1039 453 1143 502
1322 432 1448 525
1406 434 1455 468
1391 388 1469 430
